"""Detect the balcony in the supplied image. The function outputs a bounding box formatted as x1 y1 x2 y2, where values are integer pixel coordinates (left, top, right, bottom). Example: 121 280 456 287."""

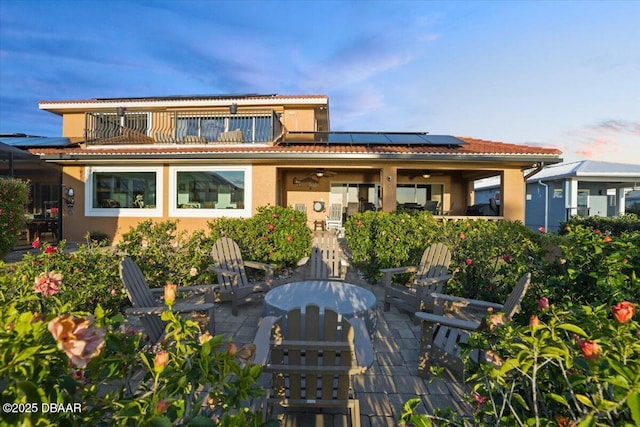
84 110 284 145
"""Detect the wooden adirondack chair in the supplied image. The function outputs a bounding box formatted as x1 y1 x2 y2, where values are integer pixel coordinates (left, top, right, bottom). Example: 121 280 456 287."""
298 233 349 280
119 257 215 344
415 272 531 378
380 242 452 313
209 237 275 316
325 203 343 231
260 305 365 427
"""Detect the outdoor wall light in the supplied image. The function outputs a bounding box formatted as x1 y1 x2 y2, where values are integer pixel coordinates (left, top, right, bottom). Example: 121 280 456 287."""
422 173 431 179
116 106 126 117
64 187 75 208
229 103 238 114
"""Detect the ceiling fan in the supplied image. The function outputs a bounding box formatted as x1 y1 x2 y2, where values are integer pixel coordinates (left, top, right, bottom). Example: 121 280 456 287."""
407 170 443 179
311 168 337 178
294 168 337 182
292 175 320 188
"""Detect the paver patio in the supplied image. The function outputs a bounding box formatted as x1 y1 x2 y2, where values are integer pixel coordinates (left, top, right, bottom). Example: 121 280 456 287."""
212 266 473 427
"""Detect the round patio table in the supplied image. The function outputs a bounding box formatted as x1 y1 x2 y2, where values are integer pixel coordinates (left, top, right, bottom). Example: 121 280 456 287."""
263 280 378 338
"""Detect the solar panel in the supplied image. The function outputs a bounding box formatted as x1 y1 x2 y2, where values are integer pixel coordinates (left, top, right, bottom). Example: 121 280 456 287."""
0 135 72 148
282 132 464 146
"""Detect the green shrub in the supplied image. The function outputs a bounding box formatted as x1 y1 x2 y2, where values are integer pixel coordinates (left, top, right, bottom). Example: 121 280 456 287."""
560 214 640 236
5 240 127 316
0 178 29 257
344 210 439 283
465 301 640 426
345 213 541 302
439 219 543 303
0 297 272 426
117 219 214 288
539 225 639 307
208 205 312 267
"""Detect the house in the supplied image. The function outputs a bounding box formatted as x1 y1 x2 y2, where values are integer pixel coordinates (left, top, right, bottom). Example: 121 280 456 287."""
475 160 640 232
9 94 562 243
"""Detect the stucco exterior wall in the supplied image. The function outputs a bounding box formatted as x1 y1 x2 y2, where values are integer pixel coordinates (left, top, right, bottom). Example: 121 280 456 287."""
62 113 86 139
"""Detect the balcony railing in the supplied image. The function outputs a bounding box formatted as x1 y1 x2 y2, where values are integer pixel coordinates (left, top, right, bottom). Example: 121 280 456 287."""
85 110 284 145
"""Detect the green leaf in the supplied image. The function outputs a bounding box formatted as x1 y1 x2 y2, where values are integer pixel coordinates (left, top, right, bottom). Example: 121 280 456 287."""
409 415 433 427
511 392 530 410
249 364 262 379
603 375 630 390
596 399 620 412
577 413 595 427
549 393 569 407
575 394 594 408
540 346 569 359
628 391 640 426
557 323 588 337
499 358 519 375
148 415 173 427
12 345 42 364
17 381 44 404
94 304 105 320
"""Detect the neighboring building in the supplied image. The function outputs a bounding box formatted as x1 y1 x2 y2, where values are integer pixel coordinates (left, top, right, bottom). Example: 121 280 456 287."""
475 160 640 232
1 136 65 247
8 94 561 243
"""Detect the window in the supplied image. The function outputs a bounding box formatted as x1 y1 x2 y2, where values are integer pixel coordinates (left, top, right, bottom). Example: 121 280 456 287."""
176 114 273 143
85 167 163 217
396 183 444 207
169 166 252 217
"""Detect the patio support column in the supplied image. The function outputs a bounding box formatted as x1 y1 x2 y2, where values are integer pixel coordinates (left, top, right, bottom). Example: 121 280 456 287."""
616 188 626 216
566 179 578 218
501 169 525 222
380 166 397 212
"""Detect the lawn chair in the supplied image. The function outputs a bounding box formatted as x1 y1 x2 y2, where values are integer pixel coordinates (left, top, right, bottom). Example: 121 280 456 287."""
257 305 366 427
380 242 452 314
423 200 439 214
209 237 275 316
119 257 215 344
298 233 349 280
325 203 343 232
415 272 531 378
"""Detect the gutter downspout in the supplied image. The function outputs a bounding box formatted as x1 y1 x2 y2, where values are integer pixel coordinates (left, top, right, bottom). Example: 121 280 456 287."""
524 162 545 181
538 180 549 232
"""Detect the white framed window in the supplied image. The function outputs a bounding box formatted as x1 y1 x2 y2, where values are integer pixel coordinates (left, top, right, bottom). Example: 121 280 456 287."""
168 166 252 218
85 166 163 217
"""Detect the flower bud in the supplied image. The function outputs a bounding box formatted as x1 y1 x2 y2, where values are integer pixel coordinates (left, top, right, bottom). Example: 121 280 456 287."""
612 301 636 324
154 350 169 372
163 283 177 306
199 332 213 344
227 343 237 357
577 339 601 361
529 314 540 327
156 400 168 414
538 297 549 311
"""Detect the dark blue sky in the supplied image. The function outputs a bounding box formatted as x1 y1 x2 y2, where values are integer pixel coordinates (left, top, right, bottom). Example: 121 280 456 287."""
1 0 639 163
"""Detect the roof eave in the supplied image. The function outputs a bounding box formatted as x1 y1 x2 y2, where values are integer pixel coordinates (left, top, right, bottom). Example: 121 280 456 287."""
33 151 563 165
38 96 329 113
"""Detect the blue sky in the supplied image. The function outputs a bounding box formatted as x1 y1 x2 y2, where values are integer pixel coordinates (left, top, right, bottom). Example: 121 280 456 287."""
1 0 639 164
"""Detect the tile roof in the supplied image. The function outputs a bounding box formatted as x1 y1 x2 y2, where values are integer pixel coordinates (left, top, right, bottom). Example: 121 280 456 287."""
28 136 562 159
